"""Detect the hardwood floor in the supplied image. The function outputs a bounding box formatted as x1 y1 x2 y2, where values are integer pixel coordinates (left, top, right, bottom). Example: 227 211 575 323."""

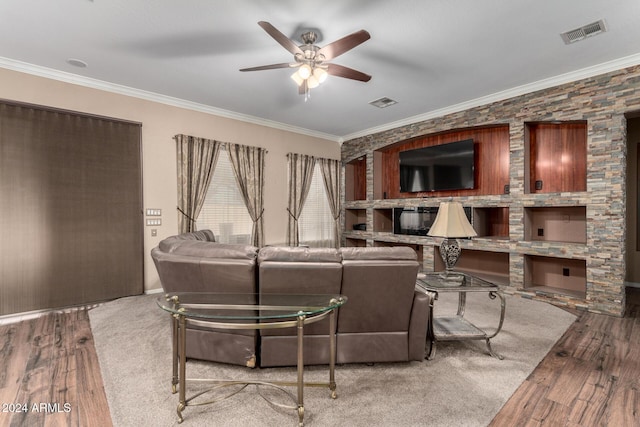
0 309 112 427
491 287 640 427
0 288 638 427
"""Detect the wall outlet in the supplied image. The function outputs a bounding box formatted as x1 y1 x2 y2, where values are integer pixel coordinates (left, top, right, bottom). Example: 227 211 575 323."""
537 228 544 236
563 267 570 276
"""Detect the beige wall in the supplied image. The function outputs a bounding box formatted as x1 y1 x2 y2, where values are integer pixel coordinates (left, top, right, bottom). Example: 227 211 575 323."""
0 67 340 293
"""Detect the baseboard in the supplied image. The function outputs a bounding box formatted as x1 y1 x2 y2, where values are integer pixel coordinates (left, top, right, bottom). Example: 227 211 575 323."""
625 281 640 288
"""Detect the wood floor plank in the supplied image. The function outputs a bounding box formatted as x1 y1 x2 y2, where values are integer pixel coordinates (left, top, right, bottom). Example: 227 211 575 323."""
44 313 78 427
568 367 617 425
604 381 640 426
9 313 57 427
0 319 35 422
74 310 112 427
529 397 571 425
544 356 594 406
489 380 548 426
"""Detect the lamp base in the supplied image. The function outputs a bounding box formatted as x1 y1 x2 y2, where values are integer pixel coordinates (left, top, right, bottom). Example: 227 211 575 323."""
439 238 462 270
439 238 465 285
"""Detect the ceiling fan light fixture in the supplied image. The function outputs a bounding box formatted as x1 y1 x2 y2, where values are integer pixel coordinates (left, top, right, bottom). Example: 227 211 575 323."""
307 75 320 89
313 67 328 83
291 71 305 86
298 64 312 79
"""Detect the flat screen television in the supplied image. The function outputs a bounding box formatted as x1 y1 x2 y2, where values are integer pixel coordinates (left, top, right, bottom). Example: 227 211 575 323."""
399 139 475 192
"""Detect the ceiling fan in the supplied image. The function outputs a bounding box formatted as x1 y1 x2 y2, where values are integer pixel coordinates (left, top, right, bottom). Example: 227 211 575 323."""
240 21 371 98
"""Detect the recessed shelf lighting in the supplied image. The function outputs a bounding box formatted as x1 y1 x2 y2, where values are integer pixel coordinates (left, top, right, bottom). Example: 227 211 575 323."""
369 97 398 108
66 58 88 68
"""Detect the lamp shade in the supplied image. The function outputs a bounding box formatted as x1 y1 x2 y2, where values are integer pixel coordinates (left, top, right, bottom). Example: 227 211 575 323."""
427 202 477 238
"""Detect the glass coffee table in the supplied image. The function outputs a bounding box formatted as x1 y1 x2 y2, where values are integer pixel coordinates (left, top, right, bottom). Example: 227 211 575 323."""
157 292 347 426
416 272 505 360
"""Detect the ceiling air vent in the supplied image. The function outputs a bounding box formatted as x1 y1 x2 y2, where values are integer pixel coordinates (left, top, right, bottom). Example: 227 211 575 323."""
561 19 607 44
369 97 398 108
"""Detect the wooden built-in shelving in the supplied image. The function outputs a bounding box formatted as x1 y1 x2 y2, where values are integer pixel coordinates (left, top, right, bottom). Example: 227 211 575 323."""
342 121 592 310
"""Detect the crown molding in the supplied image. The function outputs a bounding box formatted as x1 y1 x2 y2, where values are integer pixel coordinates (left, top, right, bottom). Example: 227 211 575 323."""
0 57 341 143
5 53 640 145
341 52 640 142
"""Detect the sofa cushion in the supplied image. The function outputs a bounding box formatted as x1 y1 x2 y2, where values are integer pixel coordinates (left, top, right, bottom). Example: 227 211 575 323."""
258 246 341 263
340 246 417 261
160 240 258 259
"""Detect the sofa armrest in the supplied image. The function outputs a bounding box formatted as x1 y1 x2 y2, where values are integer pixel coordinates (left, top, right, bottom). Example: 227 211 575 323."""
408 288 432 361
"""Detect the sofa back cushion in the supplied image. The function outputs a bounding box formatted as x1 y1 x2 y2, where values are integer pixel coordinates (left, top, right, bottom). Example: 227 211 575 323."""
151 233 258 293
257 247 343 294
258 247 343 339
338 247 419 333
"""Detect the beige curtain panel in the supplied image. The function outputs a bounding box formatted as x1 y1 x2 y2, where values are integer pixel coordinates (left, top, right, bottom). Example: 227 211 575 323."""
227 143 267 247
175 134 222 233
286 153 316 246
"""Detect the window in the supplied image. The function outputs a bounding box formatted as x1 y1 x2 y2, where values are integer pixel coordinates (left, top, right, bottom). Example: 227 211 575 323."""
298 164 334 247
196 148 253 244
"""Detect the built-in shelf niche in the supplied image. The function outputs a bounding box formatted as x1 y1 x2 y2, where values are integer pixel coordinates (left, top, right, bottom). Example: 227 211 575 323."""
345 157 366 201
524 255 586 298
345 208 367 231
434 247 510 285
524 206 586 243
526 121 587 194
373 208 393 232
473 207 509 239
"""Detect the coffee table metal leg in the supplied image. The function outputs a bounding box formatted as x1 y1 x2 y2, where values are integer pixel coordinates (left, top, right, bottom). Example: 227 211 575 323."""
296 314 305 427
172 314 179 394
329 309 337 399
177 313 187 423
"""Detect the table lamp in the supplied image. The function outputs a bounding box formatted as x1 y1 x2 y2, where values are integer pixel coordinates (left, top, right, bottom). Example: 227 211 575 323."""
427 201 477 281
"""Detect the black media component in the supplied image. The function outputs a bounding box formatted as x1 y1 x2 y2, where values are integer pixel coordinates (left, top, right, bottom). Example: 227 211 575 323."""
393 206 471 236
399 139 475 193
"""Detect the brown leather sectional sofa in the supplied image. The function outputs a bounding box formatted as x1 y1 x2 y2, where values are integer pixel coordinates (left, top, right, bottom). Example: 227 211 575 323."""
151 231 430 368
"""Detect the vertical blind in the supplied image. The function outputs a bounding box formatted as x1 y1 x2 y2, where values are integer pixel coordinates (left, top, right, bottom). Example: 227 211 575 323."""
0 101 143 315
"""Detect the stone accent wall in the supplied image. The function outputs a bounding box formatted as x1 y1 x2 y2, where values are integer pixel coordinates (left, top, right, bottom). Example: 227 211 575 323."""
341 64 640 316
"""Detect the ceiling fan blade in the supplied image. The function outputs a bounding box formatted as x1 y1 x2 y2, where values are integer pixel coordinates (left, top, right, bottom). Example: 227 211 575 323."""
240 63 296 72
258 21 304 56
317 30 370 61
326 63 371 82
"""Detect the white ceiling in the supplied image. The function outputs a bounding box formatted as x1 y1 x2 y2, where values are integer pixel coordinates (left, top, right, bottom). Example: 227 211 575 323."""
2 0 640 142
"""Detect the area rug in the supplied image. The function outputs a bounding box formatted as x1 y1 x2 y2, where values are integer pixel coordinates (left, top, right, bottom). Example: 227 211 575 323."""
89 292 576 427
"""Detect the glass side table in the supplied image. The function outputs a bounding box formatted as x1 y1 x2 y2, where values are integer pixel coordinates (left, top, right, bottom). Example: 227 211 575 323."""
416 272 506 360
157 292 347 426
